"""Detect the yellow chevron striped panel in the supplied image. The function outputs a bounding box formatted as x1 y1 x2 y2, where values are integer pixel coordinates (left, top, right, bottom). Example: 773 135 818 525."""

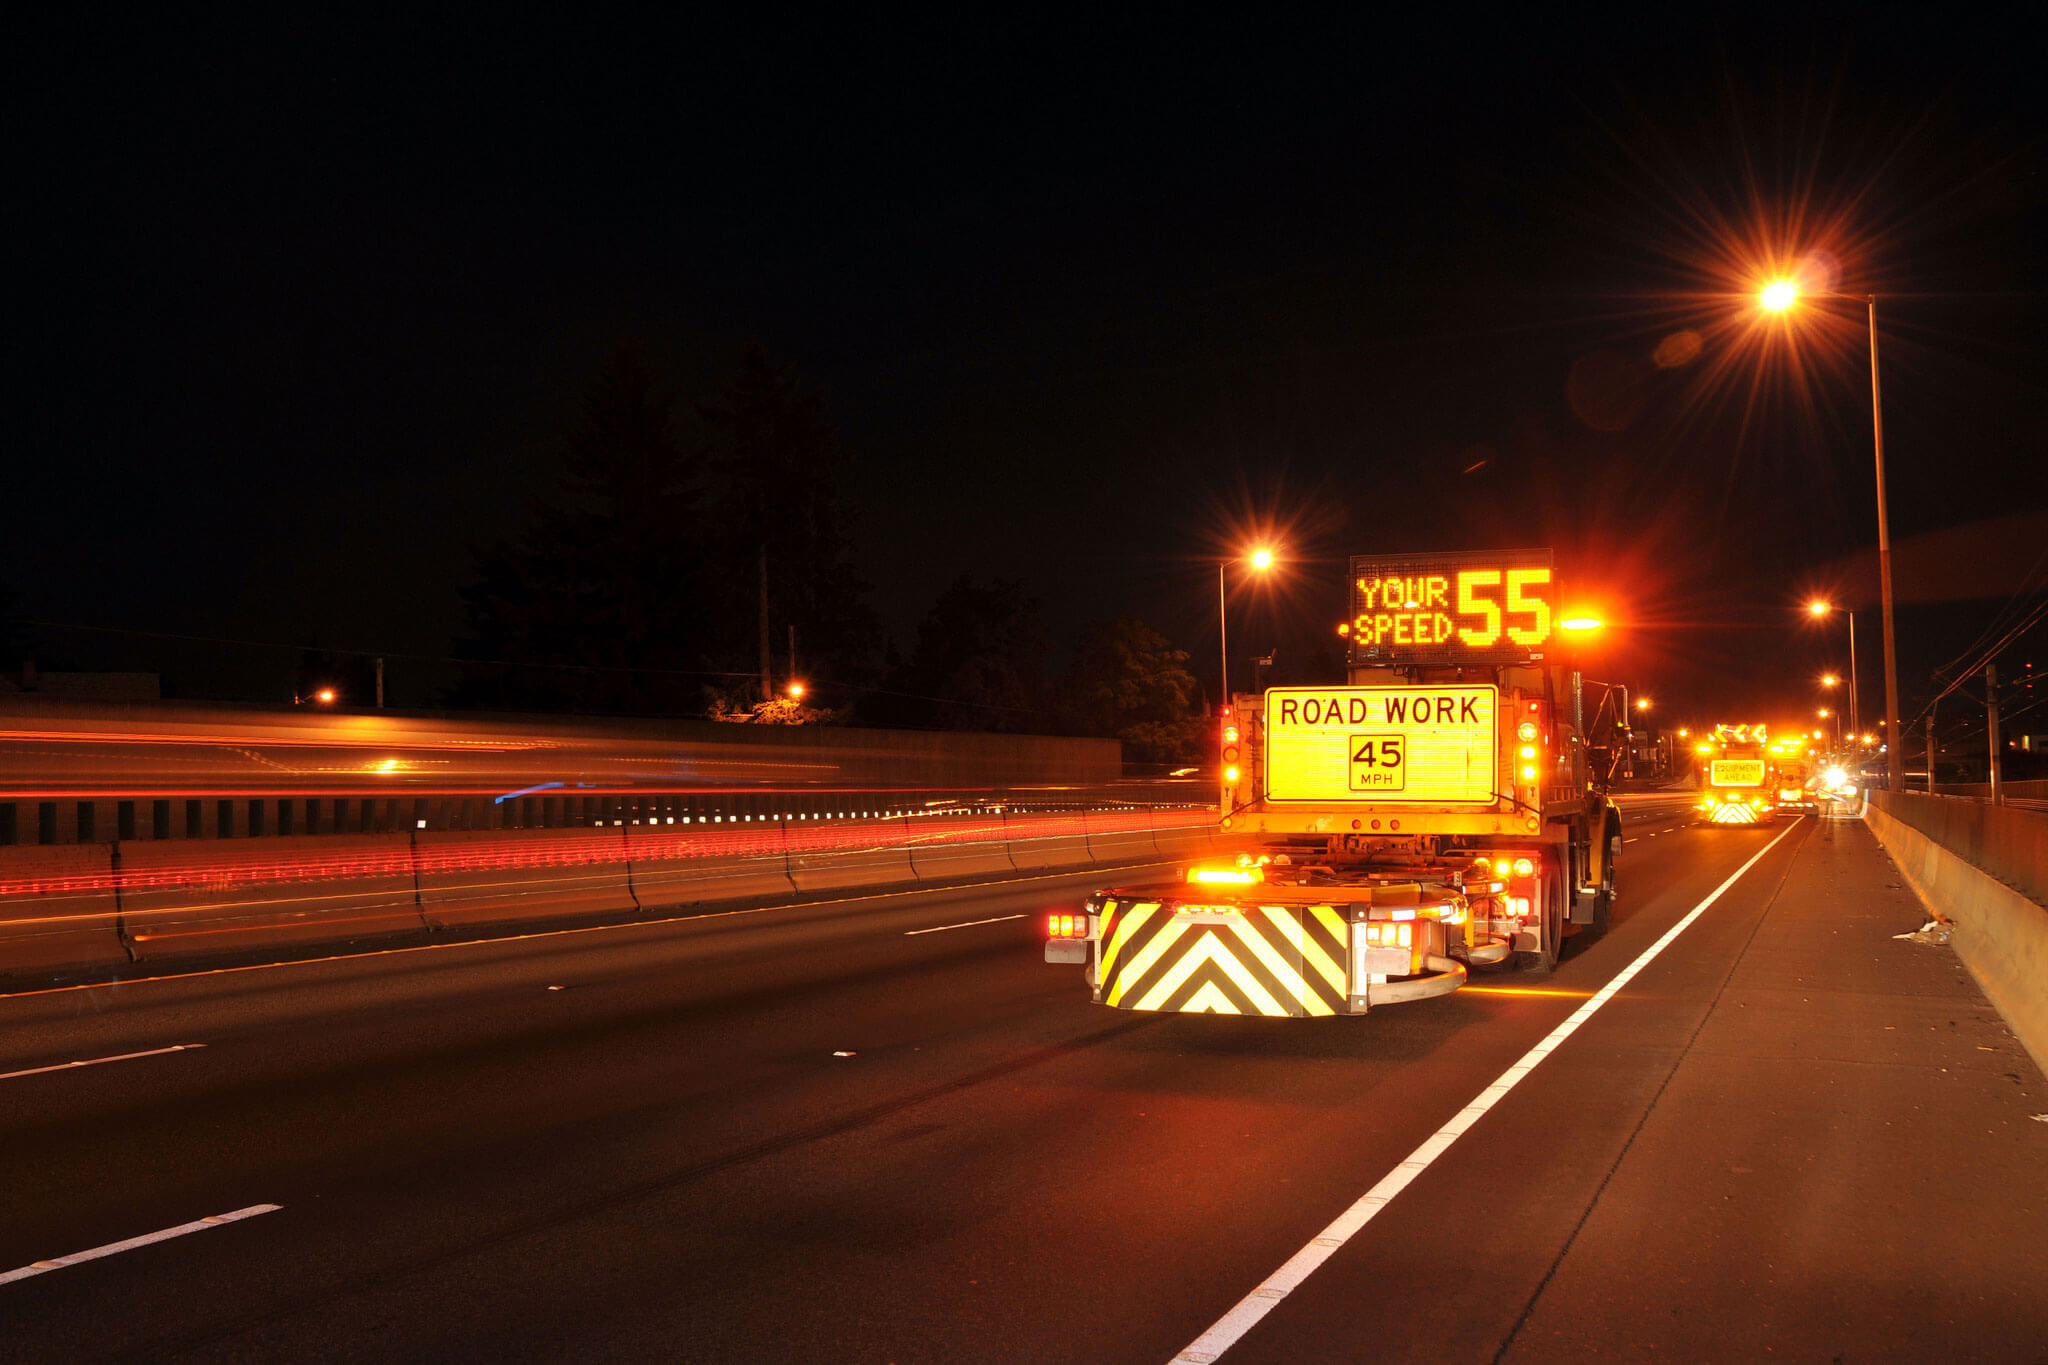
1098 900 1349 1017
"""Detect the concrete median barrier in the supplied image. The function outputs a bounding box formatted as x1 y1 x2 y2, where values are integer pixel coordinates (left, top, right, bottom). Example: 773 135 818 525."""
119 835 426 962
0 800 1221 979
627 823 794 908
1082 808 1160 863
1004 811 1096 871
905 815 1016 880
416 827 635 928
0 845 130 975
1865 793 2048 1078
785 817 917 893
1153 812 1221 860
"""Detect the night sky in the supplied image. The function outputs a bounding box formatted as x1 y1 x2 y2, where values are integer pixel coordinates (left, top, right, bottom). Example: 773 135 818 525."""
11 9 2045 738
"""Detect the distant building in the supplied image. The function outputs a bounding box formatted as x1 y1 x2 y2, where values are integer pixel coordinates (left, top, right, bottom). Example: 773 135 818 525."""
1 662 161 701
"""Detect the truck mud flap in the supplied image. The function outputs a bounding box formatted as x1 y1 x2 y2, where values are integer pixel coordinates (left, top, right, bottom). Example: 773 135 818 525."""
1096 898 1349 1017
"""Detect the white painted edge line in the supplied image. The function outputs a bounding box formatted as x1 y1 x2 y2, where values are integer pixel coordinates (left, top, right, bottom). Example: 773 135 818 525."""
0 1204 280 1287
0 1043 206 1083
1171 820 1802 1364
904 913 1028 936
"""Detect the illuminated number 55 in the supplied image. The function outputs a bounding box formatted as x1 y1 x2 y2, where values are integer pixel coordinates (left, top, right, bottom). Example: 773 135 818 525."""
1456 571 1501 647
1505 567 1551 647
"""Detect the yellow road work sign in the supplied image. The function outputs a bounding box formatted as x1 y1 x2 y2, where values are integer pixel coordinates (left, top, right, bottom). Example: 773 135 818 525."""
1264 685 1497 804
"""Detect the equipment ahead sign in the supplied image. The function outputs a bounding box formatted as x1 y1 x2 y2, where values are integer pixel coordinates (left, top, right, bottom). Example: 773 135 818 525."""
1264 685 1498 804
1347 548 1555 665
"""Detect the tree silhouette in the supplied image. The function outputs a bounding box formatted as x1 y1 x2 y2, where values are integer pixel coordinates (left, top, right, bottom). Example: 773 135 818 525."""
1064 618 1205 764
876 574 1050 731
456 345 714 713
699 341 882 695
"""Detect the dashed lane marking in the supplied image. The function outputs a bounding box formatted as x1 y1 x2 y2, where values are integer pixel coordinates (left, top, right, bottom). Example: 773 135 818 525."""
904 914 1028 936
0 1205 280 1287
1171 820 1801 1364
0 1043 206 1083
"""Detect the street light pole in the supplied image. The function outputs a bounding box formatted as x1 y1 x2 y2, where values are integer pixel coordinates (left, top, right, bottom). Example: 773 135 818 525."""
1218 560 1230 707
1767 280 1902 788
1846 609 1859 737
1218 547 1277 711
1867 296 1904 791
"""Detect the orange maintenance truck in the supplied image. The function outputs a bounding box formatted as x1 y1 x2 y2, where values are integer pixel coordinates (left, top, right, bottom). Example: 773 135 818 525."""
1693 724 1778 826
1045 548 1625 1017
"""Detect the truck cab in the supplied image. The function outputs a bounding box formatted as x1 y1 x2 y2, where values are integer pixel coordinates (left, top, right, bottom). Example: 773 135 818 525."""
1694 725 1778 825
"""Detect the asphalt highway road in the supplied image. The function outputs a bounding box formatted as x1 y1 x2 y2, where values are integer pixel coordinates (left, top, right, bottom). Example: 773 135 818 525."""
0 798 2026 1362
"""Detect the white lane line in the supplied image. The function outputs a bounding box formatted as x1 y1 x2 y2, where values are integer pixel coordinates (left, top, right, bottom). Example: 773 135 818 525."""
1171 820 1801 1364
0 1204 280 1287
904 914 1028 936
0 1044 206 1083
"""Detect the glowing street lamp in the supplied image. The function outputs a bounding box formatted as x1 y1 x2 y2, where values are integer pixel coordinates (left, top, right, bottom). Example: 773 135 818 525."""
313 687 337 706
1220 547 1277 704
1765 279 1899 789
1821 674 1838 688
1806 601 1860 737
787 681 806 700
1634 697 1651 712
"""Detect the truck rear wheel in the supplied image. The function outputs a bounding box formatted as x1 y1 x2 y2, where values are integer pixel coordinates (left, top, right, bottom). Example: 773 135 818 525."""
1516 865 1565 973
1587 827 1618 938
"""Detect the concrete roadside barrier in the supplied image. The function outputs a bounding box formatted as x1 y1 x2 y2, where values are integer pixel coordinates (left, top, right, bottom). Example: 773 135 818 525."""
1082 807 1160 863
1004 810 1096 871
1865 793 2048 1078
416 827 635 929
904 814 1015 880
1152 810 1221 860
120 835 426 962
627 822 794 908
0 844 130 975
785 816 917 893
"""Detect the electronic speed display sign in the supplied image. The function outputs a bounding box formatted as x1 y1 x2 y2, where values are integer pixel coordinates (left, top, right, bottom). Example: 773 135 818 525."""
1347 548 1556 666
1263 685 1499 805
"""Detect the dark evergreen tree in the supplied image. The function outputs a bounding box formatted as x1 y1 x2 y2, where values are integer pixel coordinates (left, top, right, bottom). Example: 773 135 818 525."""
1064 618 1206 764
456 345 713 713
879 575 1050 731
698 341 882 696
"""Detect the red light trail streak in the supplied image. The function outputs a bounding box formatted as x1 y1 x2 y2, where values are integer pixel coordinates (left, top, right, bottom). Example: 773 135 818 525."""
0 810 1210 913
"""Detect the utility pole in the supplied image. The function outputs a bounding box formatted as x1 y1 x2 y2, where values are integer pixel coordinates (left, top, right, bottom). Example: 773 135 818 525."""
788 624 798 685
1925 708 1938 795
374 657 385 709
1987 664 2003 805
758 547 773 702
